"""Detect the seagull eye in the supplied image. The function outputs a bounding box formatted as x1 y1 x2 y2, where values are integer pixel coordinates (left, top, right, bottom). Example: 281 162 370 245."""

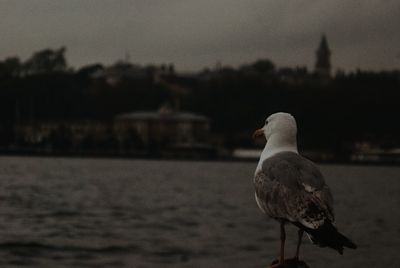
265 120 268 125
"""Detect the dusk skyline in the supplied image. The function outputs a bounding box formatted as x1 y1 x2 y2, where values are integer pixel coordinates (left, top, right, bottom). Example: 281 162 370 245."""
1 0 399 72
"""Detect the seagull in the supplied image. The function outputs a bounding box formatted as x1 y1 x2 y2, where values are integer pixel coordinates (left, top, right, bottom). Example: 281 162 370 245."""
253 112 356 267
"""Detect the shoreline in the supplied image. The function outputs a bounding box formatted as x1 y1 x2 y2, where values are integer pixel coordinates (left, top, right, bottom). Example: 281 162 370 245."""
1 149 400 166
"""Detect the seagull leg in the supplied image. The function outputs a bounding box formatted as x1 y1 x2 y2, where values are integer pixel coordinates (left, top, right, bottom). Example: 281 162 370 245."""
269 222 286 268
279 221 286 265
295 229 304 260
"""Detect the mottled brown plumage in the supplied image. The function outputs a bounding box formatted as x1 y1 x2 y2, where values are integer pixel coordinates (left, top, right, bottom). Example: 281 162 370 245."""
254 151 334 229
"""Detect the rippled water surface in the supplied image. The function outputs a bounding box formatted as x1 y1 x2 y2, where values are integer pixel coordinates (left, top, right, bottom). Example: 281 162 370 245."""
0 156 399 267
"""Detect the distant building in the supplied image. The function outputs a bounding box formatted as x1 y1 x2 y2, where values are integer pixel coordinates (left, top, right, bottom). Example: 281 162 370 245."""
114 109 210 149
13 108 213 157
315 35 332 78
95 62 148 85
14 120 114 152
277 66 309 85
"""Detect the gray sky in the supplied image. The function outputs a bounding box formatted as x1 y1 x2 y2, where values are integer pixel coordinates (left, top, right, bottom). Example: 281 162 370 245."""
1 0 399 72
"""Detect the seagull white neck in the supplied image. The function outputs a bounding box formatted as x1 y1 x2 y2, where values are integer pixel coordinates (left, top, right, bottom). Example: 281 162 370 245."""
255 133 298 174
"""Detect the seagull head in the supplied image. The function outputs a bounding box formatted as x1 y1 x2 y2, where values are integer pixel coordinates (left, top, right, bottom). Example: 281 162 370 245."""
253 112 297 141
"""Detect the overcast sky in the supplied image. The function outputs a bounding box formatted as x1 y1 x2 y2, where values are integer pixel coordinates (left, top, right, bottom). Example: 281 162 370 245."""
0 0 399 72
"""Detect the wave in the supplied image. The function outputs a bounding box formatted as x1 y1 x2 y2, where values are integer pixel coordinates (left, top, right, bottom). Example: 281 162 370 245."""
0 241 140 255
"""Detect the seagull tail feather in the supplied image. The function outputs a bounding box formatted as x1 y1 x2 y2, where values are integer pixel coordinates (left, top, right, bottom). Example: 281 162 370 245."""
304 221 357 254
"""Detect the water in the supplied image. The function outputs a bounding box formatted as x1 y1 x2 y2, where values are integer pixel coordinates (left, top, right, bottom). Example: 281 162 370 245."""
0 157 399 267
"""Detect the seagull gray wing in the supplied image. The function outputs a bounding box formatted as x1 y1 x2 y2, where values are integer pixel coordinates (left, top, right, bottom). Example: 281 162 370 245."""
254 152 334 229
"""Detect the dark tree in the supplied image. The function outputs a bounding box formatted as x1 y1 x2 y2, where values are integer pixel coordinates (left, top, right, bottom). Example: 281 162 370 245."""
0 57 22 78
24 47 68 75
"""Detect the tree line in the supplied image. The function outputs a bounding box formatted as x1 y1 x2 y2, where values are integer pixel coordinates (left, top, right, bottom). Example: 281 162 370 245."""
0 47 399 152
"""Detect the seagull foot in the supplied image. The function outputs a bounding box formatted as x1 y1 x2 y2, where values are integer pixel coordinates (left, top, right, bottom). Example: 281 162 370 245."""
268 259 284 268
269 258 310 268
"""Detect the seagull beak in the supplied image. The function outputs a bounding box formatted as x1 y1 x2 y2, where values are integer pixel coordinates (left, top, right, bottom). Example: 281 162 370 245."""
252 128 264 139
